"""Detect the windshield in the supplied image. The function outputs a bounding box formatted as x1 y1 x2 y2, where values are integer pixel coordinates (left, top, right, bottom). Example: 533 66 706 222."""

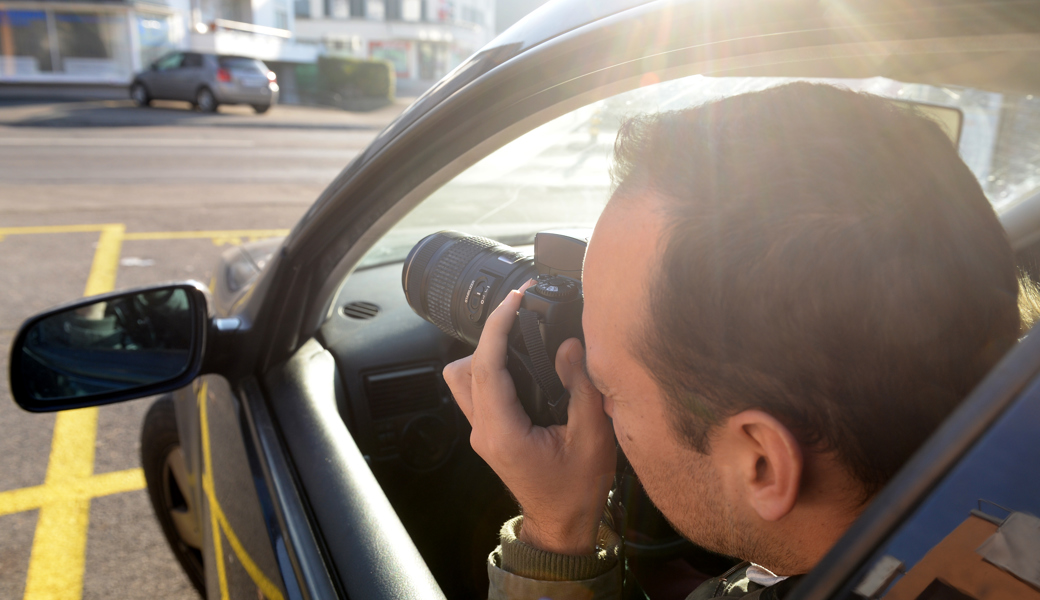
361 75 1040 268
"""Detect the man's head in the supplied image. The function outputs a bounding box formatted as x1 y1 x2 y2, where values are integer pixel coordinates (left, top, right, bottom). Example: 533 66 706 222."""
581 82 1020 570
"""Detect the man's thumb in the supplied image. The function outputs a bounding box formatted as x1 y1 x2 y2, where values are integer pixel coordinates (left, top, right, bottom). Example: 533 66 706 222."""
556 339 603 422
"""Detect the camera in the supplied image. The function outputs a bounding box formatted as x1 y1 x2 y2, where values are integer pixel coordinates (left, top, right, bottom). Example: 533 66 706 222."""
402 230 589 426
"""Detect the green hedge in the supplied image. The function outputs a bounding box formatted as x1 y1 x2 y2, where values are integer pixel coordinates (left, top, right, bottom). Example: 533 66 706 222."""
316 56 395 108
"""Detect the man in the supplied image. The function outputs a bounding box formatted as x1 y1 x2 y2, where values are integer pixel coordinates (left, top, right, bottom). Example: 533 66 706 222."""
443 82 1021 599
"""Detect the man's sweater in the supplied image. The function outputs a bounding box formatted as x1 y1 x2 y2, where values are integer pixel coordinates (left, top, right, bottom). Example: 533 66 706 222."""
487 516 801 600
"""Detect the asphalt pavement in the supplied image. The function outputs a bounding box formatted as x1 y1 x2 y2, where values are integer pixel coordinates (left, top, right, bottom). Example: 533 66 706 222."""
0 97 410 599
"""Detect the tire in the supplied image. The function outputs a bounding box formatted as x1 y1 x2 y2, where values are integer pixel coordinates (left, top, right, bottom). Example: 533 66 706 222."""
252 104 271 114
195 87 217 113
142 396 206 597
130 82 151 107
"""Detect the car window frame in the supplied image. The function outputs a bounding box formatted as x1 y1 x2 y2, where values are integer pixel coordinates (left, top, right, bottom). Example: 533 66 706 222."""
181 52 203 68
153 51 183 71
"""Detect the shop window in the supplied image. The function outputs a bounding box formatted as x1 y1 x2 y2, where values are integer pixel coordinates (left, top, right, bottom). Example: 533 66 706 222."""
136 13 174 68
402 0 420 21
326 0 349 18
55 12 130 78
0 10 53 75
366 0 385 20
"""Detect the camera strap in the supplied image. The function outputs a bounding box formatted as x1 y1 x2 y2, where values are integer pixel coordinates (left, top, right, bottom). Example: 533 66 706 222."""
517 308 570 423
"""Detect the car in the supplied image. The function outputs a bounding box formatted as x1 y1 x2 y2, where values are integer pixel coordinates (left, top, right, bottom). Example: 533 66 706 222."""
9 1 1040 599
130 52 279 114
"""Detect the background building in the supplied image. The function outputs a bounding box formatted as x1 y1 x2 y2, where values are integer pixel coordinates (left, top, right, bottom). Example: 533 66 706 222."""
293 0 496 95
0 0 541 93
0 0 313 85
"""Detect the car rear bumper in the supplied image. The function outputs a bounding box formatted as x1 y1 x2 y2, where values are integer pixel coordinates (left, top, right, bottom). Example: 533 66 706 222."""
213 82 278 106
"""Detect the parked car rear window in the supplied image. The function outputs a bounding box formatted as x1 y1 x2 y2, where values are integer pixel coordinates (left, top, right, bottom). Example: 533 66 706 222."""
218 57 266 72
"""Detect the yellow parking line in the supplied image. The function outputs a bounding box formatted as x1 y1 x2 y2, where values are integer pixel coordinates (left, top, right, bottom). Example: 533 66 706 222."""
198 382 284 600
0 225 116 236
0 226 289 247
124 229 289 247
22 225 131 600
0 224 115 242
0 470 145 517
3 224 288 599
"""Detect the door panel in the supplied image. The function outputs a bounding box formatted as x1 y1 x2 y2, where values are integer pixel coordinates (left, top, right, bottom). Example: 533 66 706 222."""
263 339 446 599
169 53 205 102
149 52 183 99
197 375 288 599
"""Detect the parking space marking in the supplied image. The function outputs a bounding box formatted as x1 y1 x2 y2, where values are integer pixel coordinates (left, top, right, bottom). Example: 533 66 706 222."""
0 224 122 243
0 224 291 599
198 382 284 600
123 229 290 247
16 224 123 600
0 139 255 147
0 469 145 517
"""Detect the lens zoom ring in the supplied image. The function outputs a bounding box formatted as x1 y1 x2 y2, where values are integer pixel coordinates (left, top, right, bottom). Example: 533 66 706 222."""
406 233 453 302
427 236 497 337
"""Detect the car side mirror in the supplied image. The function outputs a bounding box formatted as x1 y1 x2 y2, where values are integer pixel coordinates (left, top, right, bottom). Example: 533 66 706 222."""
8 282 209 412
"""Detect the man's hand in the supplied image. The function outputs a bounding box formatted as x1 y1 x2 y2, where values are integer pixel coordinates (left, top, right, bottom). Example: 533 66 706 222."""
443 281 617 556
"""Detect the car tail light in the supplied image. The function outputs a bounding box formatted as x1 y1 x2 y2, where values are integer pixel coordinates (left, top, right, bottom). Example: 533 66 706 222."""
217 68 232 83
266 71 277 82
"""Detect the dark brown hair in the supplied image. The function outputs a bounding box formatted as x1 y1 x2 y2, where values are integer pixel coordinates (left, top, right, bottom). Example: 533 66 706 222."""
612 82 1020 496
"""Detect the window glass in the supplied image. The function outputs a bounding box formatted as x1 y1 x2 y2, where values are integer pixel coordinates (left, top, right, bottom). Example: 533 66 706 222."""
136 13 175 68
182 53 203 68
55 12 130 78
845 376 1040 599
361 74 1040 269
154 52 182 70
218 56 265 72
0 10 53 74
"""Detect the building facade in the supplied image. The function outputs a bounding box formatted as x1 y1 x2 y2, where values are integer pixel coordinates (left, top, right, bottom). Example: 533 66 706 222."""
0 0 312 85
293 0 495 93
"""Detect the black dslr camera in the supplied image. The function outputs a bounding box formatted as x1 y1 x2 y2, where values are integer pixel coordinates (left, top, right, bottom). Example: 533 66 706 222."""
403 230 588 426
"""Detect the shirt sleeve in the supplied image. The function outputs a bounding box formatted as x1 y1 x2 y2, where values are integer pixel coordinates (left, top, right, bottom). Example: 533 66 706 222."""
487 515 624 600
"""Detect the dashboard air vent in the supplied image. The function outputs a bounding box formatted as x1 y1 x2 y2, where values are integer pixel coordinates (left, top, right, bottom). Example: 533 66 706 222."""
365 365 441 420
342 301 380 320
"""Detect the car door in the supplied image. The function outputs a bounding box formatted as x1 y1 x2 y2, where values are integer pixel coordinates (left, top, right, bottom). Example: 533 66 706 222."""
167 52 205 102
789 329 1040 600
147 52 184 100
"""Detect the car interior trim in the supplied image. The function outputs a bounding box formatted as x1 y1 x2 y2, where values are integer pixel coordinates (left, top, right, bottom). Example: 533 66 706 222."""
238 377 337 600
262 339 446 600
789 324 1040 600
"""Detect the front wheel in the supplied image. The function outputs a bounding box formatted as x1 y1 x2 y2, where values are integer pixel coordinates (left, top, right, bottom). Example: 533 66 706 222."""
195 87 217 113
141 395 206 596
130 82 151 107
252 104 270 114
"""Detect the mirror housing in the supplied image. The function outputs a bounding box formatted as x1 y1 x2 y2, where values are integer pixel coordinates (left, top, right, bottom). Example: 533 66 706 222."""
8 282 210 412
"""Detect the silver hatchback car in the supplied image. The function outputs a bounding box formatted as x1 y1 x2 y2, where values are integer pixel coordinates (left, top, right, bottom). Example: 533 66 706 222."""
130 52 279 114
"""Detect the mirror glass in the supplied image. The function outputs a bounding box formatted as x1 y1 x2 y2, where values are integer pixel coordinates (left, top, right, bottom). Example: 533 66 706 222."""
18 288 195 401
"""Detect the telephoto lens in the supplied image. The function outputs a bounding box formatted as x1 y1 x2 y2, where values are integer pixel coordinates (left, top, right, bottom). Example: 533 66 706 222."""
403 230 589 426
402 231 538 344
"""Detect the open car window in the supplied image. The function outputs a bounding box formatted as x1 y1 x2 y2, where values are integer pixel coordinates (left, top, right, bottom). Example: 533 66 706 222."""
843 372 1040 600
360 74 1040 269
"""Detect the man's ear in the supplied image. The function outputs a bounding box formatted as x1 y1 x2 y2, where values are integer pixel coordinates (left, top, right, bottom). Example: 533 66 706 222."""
722 410 803 522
